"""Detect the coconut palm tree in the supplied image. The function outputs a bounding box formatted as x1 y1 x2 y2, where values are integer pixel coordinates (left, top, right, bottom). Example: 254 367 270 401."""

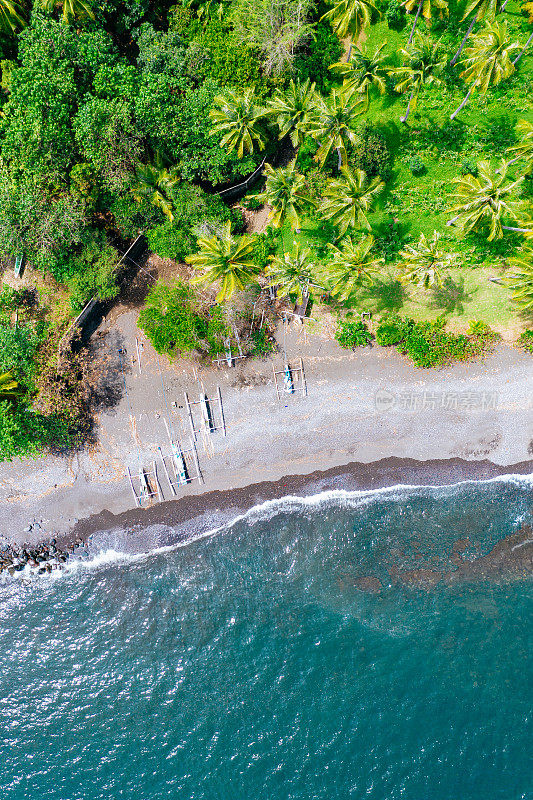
321 0 378 49
307 87 366 170
505 248 533 311
38 0 94 23
209 88 267 159
392 34 446 123
320 167 384 237
321 235 384 302
449 0 500 67
0 371 23 401
133 156 179 222
398 231 456 288
506 119 533 172
403 0 448 47
0 0 25 34
266 78 318 148
330 44 388 109
450 20 520 119
447 159 526 240
187 222 260 303
265 244 315 303
255 162 313 233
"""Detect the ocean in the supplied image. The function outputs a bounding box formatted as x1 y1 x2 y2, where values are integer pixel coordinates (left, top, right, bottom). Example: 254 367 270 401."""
1 478 532 800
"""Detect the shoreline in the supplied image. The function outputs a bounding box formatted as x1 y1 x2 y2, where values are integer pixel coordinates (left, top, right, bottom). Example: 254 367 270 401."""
74 455 533 555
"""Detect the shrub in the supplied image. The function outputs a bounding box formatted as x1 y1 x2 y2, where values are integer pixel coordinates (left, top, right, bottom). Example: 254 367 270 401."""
520 329 533 353
293 19 343 92
296 135 320 174
248 326 276 358
146 221 196 262
467 319 498 341
352 126 391 180
243 195 264 211
336 318 373 348
252 228 280 270
461 159 478 177
375 316 404 346
375 315 495 367
0 323 41 390
138 281 208 358
407 155 425 176
68 236 119 313
385 0 405 29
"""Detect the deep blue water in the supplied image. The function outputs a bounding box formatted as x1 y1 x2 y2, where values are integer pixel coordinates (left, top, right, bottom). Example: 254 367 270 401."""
1 479 532 800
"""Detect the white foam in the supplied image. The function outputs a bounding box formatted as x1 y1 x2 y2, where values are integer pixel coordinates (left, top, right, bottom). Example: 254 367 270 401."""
6 471 533 581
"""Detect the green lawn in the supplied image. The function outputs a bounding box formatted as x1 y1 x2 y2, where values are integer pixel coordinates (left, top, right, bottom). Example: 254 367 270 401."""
264 5 533 336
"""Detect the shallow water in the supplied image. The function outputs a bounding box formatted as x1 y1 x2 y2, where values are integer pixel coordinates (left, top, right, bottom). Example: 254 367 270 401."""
1 479 532 799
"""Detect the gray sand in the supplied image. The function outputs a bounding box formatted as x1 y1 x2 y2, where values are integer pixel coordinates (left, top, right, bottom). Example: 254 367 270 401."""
1 309 532 545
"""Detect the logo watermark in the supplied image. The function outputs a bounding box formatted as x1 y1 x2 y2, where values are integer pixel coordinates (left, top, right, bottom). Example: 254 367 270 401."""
375 389 499 412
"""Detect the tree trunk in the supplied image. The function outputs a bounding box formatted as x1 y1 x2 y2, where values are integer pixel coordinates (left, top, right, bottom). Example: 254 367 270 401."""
337 147 343 171
500 0 509 10
408 0 423 46
502 225 533 233
346 41 352 62
400 88 416 123
450 15 477 67
513 31 533 65
450 85 474 120
507 155 522 165
446 213 462 227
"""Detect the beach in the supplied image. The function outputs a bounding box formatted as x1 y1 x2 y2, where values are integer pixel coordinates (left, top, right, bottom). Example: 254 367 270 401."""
1 306 532 549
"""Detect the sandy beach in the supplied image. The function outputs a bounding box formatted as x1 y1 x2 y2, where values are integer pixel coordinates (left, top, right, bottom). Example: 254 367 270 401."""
1 305 532 548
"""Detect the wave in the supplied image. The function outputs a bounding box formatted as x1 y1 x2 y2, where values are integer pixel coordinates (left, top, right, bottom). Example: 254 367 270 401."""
5 470 533 582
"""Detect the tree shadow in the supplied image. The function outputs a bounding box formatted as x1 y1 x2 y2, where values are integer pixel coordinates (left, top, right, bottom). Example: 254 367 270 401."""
360 274 407 314
429 275 474 315
478 114 518 156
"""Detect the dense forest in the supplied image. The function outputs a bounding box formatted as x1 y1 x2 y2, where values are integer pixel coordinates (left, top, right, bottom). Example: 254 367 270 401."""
0 0 533 459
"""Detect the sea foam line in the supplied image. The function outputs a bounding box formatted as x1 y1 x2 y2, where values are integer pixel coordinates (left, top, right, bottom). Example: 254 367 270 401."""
58 470 533 575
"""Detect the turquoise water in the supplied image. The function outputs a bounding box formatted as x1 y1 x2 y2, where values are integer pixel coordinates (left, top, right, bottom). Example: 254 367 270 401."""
1 479 532 799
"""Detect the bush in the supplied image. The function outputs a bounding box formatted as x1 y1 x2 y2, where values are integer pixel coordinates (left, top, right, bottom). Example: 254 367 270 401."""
146 221 196 262
375 316 404 346
385 0 405 29
296 135 320 174
461 159 478 177
68 236 119 313
293 19 343 92
352 126 392 180
248 326 276 358
407 155 426 176
336 318 373 348
375 315 495 368
467 319 498 341
252 228 280 270
243 195 264 211
0 323 41 390
520 329 533 353
138 280 229 359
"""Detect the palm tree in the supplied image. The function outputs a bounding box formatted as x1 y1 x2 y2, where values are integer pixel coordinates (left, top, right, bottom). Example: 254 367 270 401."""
398 231 456 288
186 222 260 302
38 0 94 23
265 244 315 303
0 371 23 401
506 119 533 172
320 167 384 237
0 0 25 34
321 0 378 49
403 0 448 47
447 159 526 241
255 162 313 233
392 34 446 123
322 235 384 302
330 44 387 109
133 156 179 222
307 87 366 170
266 78 318 148
505 248 533 311
210 88 267 159
449 0 500 67
450 20 520 120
